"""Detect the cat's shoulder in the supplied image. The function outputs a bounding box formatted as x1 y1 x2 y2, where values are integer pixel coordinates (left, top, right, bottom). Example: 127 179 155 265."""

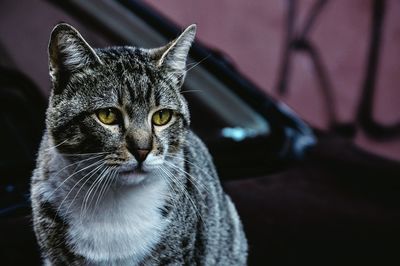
183 131 217 179
184 131 211 158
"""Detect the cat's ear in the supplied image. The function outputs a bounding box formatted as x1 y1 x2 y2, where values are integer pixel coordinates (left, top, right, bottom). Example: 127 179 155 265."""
48 23 102 91
153 24 196 75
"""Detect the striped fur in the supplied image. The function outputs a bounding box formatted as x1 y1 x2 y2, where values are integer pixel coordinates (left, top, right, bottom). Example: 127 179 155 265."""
31 23 247 265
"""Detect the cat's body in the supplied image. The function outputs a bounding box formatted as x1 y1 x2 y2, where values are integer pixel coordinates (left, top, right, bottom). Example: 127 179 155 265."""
31 24 247 265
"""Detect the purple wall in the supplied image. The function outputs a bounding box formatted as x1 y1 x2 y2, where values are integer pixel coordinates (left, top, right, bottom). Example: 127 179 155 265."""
0 0 109 97
145 0 400 160
0 0 399 159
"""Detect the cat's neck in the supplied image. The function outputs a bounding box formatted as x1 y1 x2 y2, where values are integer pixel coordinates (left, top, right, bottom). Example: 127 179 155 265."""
42 147 171 263
63 168 169 263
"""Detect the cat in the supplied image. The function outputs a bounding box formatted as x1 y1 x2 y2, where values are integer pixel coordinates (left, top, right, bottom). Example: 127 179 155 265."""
30 23 247 265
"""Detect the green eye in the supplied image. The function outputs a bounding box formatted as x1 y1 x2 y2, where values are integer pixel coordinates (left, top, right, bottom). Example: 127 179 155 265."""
96 108 119 125
152 109 172 126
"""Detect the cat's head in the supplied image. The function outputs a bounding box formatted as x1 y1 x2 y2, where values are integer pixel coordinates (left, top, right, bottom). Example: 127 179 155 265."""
46 23 196 185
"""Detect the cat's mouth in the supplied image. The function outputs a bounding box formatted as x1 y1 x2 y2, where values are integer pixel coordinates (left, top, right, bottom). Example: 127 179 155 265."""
117 164 151 186
120 168 146 176
116 157 161 182
118 164 148 177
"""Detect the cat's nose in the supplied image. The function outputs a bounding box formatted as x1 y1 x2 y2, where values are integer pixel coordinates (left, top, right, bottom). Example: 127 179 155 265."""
135 149 150 162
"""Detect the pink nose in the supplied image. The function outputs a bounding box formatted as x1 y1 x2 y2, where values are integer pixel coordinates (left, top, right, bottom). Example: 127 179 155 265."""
136 149 150 162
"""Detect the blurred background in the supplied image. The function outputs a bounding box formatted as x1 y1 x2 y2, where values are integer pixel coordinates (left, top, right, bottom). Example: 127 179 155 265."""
145 0 400 160
0 0 400 265
1 0 399 159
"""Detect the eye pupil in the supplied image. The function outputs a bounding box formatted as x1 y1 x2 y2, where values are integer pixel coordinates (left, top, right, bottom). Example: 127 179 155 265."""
96 108 119 125
152 109 172 126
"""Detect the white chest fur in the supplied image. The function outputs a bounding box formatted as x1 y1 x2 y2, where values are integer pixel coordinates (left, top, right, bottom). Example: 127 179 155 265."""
65 177 169 264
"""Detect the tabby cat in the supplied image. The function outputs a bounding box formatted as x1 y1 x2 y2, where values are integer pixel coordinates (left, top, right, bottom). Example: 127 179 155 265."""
31 23 247 265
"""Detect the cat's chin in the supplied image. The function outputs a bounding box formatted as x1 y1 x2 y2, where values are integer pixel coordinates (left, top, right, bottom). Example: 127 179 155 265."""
117 169 155 186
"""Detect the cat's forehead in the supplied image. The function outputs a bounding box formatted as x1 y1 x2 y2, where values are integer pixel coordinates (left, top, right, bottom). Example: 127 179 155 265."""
98 47 154 71
97 48 157 84
83 47 181 109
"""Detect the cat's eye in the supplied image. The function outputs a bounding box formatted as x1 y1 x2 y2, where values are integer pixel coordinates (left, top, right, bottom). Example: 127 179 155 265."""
96 108 119 125
152 109 172 126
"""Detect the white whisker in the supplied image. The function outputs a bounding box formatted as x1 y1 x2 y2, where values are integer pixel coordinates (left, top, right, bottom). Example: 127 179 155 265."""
164 155 210 193
81 166 109 219
46 154 105 200
44 139 69 151
64 162 106 217
50 159 105 227
93 167 117 215
160 164 204 224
